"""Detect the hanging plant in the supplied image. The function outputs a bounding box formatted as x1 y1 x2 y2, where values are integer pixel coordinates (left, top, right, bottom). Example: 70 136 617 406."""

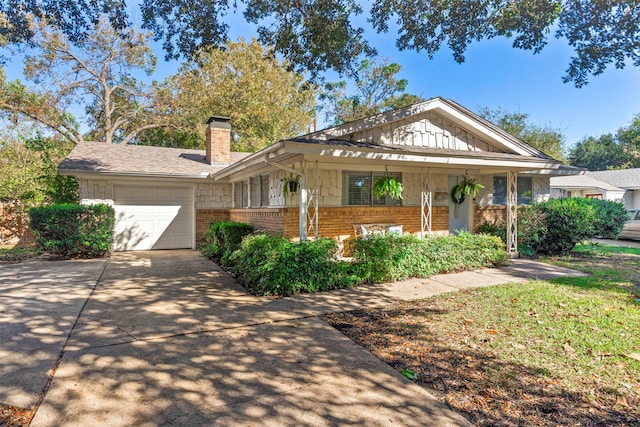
450 176 484 204
451 175 484 218
282 174 300 199
373 174 404 200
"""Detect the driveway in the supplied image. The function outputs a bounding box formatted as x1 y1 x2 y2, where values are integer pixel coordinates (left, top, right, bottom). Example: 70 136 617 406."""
1 251 586 426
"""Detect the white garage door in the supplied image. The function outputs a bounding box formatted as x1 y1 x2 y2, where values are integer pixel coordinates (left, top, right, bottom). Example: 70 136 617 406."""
113 186 193 251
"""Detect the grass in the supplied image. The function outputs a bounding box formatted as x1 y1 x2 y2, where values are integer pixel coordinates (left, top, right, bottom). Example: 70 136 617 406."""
0 244 39 264
322 242 640 426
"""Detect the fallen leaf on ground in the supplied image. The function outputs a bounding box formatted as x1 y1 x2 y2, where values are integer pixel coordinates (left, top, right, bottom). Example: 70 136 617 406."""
625 353 640 362
486 329 499 335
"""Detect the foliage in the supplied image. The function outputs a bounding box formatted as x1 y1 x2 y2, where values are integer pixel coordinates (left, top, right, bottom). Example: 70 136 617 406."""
351 233 507 284
7 1 637 85
0 140 48 207
373 175 403 200
568 134 633 170
3 16 170 145
476 198 627 255
165 38 316 152
201 221 254 266
616 113 640 167
479 107 566 161
281 174 300 200
230 234 359 296
0 244 39 264
450 176 484 204
581 198 629 239
320 58 422 125
29 203 115 258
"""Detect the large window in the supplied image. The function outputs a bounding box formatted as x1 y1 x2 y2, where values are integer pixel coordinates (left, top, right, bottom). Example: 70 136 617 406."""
342 171 402 206
493 176 533 205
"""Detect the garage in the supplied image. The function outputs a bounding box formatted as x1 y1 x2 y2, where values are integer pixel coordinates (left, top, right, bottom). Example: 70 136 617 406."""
113 185 194 251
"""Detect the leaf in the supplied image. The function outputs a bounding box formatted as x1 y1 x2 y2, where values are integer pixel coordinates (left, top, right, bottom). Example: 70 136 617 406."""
616 395 629 407
402 368 417 380
625 353 640 362
485 329 499 335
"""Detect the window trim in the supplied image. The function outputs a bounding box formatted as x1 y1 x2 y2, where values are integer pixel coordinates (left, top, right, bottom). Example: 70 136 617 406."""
342 170 403 207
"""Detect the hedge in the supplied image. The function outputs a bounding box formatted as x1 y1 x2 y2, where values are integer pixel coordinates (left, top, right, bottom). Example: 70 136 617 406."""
29 203 115 258
201 221 254 266
216 228 507 296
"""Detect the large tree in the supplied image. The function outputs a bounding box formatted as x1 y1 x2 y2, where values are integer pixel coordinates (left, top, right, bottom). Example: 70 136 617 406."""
2 1 638 85
150 38 316 152
568 134 632 170
320 58 422 125
1 17 169 144
479 108 566 161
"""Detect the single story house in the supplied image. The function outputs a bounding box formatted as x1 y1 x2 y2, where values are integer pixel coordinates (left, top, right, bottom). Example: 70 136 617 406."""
551 169 640 210
550 174 626 203
59 97 580 254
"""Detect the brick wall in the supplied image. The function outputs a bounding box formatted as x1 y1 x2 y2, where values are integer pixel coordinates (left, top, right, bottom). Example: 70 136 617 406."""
474 206 507 230
195 209 230 241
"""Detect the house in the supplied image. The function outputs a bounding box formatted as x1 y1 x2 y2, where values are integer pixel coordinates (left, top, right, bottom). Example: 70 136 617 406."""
550 174 626 203
59 97 580 254
550 169 640 209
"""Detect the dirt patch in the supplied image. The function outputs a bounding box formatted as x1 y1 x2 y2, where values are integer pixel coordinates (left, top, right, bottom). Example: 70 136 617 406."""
322 303 639 427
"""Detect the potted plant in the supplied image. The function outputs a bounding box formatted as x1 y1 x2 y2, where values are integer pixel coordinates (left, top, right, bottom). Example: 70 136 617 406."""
374 174 404 200
282 174 300 199
451 175 484 217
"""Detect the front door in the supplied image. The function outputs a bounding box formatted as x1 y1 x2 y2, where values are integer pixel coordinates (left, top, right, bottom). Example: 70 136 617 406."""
448 176 470 234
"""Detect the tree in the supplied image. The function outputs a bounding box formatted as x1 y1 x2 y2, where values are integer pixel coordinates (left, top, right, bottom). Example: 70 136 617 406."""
156 38 316 152
616 114 640 167
479 108 566 161
3 1 638 86
568 134 633 170
320 59 422 125
1 17 170 144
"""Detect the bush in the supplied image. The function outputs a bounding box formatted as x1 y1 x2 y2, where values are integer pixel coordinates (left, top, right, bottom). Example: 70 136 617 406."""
583 198 628 239
352 233 507 284
29 203 114 258
230 234 360 296
536 198 596 255
201 221 254 266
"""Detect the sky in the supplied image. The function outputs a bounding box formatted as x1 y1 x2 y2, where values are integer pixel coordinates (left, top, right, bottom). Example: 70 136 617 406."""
5 7 640 150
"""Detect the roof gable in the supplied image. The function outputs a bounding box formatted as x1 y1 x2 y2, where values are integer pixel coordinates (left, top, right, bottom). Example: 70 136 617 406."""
303 97 553 159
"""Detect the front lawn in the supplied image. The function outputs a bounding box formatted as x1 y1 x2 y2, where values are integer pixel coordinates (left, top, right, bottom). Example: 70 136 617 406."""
0 244 39 264
322 244 640 426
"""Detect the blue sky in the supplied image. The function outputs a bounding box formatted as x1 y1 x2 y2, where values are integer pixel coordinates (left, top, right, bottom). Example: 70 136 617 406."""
5 7 640 150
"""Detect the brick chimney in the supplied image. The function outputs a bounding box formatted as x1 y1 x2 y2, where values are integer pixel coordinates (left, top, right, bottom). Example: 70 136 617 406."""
205 116 231 165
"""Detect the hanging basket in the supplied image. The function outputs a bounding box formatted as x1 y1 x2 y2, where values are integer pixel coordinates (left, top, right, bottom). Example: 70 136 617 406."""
450 176 484 205
373 175 404 200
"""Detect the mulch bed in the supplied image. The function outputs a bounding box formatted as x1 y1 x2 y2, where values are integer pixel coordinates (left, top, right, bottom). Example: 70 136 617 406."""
0 405 34 427
321 305 639 427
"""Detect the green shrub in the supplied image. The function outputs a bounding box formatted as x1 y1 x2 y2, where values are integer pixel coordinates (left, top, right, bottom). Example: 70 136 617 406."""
352 233 507 284
230 234 360 296
201 221 254 266
29 203 114 258
536 198 596 254
582 198 628 239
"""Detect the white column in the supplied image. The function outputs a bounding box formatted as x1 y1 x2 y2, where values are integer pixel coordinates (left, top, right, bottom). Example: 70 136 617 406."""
506 171 518 256
421 170 432 237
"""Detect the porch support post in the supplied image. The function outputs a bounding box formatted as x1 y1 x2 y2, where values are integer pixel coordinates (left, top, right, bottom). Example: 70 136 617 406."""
265 156 307 241
303 161 319 239
421 169 432 237
506 171 518 257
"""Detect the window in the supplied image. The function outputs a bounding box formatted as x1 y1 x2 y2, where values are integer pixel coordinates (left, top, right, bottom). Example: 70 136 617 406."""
342 171 402 206
234 181 247 208
248 174 270 207
493 176 533 205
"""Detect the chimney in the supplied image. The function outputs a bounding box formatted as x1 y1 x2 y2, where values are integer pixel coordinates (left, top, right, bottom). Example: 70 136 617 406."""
205 116 231 165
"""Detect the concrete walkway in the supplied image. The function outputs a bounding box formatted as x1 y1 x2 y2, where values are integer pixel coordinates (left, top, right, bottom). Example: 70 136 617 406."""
0 251 586 426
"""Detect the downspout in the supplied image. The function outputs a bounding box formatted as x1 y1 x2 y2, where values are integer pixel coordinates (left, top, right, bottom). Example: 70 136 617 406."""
264 155 307 241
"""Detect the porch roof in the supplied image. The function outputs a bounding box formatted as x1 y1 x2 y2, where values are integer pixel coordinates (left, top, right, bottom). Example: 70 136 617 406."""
212 137 581 181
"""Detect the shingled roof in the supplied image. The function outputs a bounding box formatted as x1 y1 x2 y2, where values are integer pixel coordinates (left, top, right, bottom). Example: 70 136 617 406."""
586 169 640 189
59 142 250 178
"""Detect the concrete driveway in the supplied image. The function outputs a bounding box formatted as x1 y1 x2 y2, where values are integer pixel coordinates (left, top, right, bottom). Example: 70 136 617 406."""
1 250 586 426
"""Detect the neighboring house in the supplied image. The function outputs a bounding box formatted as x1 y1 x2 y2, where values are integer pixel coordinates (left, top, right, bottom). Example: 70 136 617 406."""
59 97 580 253
586 169 640 209
551 169 640 209
550 174 625 203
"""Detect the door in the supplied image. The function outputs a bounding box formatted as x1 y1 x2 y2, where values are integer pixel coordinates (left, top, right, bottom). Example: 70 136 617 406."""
113 185 194 251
